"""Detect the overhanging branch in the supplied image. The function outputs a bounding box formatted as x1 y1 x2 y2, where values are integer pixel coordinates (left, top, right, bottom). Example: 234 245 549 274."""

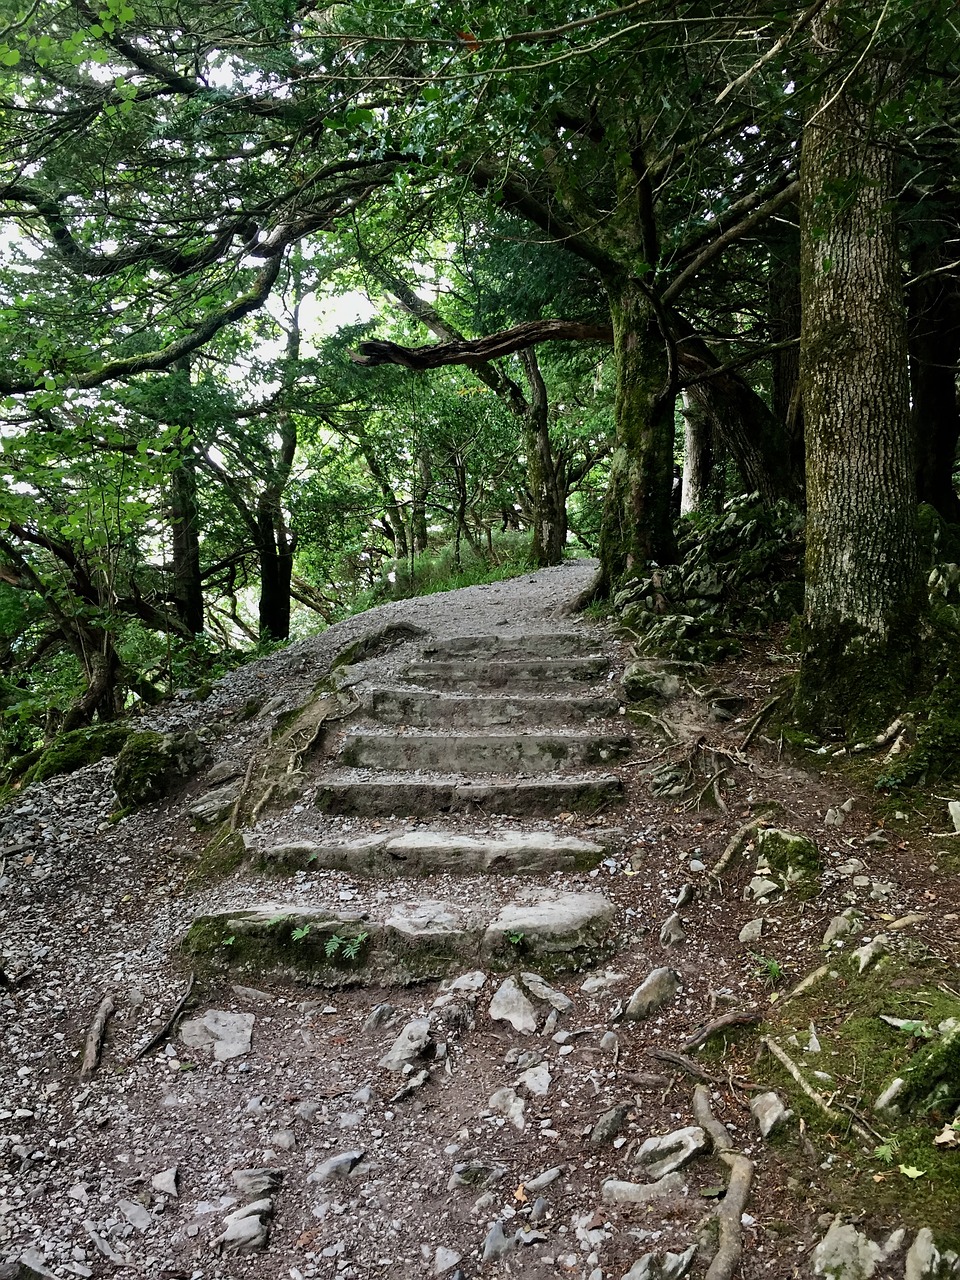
348 319 614 370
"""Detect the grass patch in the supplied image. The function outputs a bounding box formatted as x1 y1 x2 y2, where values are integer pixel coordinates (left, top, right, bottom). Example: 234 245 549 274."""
348 534 536 613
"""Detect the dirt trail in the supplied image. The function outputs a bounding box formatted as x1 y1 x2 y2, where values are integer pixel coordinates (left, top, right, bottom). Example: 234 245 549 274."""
1 561 958 1280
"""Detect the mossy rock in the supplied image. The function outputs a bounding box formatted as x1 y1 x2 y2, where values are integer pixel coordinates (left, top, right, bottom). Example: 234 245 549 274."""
621 662 682 702
113 730 211 811
25 724 132 785
901 1021 960 1115
755 827 822 895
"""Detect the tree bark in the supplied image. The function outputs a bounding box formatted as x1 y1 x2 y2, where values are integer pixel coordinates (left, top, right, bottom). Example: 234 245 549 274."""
794 6 923 735
767 223 805 491
169 443 204 634
680 391 722 515
598 279 676 590
519 348 567 565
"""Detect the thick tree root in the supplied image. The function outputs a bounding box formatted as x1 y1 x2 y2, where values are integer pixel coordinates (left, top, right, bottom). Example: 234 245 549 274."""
761 1036 876 1143
693 1084 754 1280
80 994 115 1079
133 972 195 1061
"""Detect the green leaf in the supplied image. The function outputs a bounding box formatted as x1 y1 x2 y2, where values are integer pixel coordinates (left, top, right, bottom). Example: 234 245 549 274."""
422 87 442 102
0 49 21 66
898 1165 925 1179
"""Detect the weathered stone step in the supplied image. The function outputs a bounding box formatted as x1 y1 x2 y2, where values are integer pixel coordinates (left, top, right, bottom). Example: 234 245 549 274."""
363 687 621 727
182 889 617 986
402 656 610 688
257 829 609 876
423 633 602 659
314 773 622 817
338 731 632 774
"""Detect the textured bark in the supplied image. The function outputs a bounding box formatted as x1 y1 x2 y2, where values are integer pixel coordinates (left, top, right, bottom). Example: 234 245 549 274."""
598 280 676 590
909 219 960 520
680 391 721 515
410 449 431 555
519 349 566 566
795 8 923 734
169 451 204 633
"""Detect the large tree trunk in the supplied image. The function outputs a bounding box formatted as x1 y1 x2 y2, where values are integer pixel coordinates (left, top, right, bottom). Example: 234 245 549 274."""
909 215 960 521
598 280 676 590
519 348 566 566
794 8 922 736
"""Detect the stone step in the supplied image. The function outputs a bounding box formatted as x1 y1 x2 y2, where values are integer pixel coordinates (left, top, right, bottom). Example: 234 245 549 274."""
258 829 609 876
314 773 623 817
363 688 622 728
422 633 603 660
402 656 611 688
337 731 633 774
182 889 617 986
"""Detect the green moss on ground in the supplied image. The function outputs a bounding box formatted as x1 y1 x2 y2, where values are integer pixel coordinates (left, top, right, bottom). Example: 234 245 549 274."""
15 723 131 785
113 729 209 812
763 955 960 1243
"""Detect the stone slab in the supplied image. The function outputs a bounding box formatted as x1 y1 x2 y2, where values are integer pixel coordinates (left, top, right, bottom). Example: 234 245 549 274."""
314 775 623 817
338 731 632 774
365 688 621 727
402 657 610 688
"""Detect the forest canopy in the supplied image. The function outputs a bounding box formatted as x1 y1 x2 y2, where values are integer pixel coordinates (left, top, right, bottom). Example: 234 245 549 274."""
1 0 959 762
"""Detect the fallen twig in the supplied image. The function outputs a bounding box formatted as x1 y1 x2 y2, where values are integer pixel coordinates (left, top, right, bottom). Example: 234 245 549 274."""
646 1048 727 1085
710 816 766 878
133 972 196 1061
693 1084 754 1280
80 994 115 1080
682 1009 761 1052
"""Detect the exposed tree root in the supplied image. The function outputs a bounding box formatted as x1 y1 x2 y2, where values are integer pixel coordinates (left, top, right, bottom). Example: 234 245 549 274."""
682 1009 761 1051
133 972 195 1061
693 1084 755 1280
761 1036 875 1143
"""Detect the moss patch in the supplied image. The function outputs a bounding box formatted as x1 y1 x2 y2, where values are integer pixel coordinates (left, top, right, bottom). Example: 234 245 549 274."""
14 723 131 786
113 730 210 812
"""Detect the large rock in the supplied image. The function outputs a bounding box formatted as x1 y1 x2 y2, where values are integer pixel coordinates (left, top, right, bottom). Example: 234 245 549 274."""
113 730 210 811
489 977 538 1034
634 1126 706 1178
623 968 682 1020
812 1219 904 1278
180 1010 254 1061
906 1230 960 1279
754 827 822 895
483 891 616 968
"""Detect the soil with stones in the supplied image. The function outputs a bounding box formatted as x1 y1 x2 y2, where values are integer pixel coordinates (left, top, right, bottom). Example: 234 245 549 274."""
1 561 959 1280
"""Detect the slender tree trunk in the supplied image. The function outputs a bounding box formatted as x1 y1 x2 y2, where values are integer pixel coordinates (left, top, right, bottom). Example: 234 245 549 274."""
680 390 722 515
767 224 806 489
410 448 431 554
598 279 676 590
519 348 566 565
794 7 922 735
170 443 204 633
909 218 960 520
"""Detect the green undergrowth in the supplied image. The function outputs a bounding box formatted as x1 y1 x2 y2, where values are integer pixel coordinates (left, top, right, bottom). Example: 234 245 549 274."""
613 493 804 663
348 533 537 612
5 721 131 789
762 953 960 1242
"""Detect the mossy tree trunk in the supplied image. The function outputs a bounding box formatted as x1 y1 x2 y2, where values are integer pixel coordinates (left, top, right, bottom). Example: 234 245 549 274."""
519 348 566 566
680 391 722 515
598 278 676 591
794 7 923 736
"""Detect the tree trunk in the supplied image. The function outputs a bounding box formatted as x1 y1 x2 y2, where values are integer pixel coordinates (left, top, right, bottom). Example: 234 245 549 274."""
519 348 566 566
767 223 806 489
170 443 204 633
909 217 960 521
680 390 722 515
598 279 676 591
794 7 922 736
410 448 431 554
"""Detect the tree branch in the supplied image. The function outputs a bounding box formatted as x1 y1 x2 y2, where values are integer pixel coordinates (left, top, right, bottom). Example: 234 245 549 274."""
348 319 613 371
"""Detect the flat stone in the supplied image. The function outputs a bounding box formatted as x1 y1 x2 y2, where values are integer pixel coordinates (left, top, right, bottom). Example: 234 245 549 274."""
823 910 860 945
434 1246 463 1275
117 1198 152 1231
232 1169 282 1198
812 1219 900 1278
749 876 781 900
523 1166 563 1193
739 918 764 945
519 971 573 1012
188 782 241 825
384 900 471 944
489 977 538 1034
601 1173 684 1205
623 968 682 1020
623 1243 698 1280
634 1126 706 1177
338 730 633 775
483 891 616 966
751 1091 792 1137
151 1167 178 1197
231 983 273 1003
518 1064 552 1097
447 1162 506 1191
368 687 620 728
379 1019 431 1071
314 774 623 818
180 1010 254 1061
308 1151 365 1183
581 970 626 993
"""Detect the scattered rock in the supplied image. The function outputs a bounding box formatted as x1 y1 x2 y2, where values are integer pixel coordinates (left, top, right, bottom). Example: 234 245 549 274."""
488 1086 526 1130
519 971 573 1012
518 1064 552 1097
905 1229 960 1279
623 1243 698 1280
151 1167 178 1197
180 1010 255 1061
212 1199 273 1254
634 1126 706 1177
590 1104 632 1145
117 1198 152 1231
739 918 764 945
378 1018 431 1071
488 977 538 1034
308 1151 365 1183
622 968 682 1020
812 1218 904 1278
601 1174 684 1205
481 1221 515 1262
851 935 888 974
751 1091 792 1137
659 913 686 946
434 1246 463 1274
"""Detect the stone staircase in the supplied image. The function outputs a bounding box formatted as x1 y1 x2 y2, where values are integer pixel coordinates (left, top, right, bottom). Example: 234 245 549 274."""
185 625 632 984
